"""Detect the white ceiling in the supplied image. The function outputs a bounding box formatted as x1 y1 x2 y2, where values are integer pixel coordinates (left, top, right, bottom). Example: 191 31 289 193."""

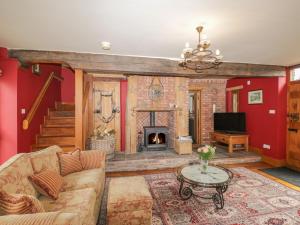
0 0 299 66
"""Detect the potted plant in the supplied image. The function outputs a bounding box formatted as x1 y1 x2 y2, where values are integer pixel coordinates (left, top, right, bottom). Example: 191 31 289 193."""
197 145 216 174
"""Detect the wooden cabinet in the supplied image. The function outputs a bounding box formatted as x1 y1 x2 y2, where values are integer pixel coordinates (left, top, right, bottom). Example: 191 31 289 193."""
212 132 249 153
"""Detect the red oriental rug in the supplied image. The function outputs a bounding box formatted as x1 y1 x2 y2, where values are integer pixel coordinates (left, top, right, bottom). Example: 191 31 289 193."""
99 167 300 225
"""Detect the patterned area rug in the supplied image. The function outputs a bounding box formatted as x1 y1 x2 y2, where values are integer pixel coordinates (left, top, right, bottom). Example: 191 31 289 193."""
98 168 300 225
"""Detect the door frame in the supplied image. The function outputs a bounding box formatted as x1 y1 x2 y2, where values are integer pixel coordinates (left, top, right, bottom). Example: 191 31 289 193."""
188 86 202 147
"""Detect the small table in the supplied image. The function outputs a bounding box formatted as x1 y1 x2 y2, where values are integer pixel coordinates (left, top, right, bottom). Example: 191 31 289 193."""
212 132 249 153
177 163 233 209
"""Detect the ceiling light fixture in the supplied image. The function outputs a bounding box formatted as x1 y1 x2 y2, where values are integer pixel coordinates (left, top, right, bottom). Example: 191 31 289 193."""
179 25 223 72
101 41 111 50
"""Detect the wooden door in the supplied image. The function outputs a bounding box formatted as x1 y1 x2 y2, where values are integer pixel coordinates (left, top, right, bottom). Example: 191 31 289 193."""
92 81 121 151
188 90 201 145
287 82 300 170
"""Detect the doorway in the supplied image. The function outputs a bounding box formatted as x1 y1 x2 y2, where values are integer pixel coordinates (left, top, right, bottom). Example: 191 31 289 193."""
232 90 239 112
188 90 201 145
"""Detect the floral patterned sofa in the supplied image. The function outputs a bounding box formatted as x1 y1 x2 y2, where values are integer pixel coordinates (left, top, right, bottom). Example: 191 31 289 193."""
0 145 106 225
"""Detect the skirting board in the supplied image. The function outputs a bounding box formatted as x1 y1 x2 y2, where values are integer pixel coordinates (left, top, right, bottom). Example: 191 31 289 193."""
249 146 286 167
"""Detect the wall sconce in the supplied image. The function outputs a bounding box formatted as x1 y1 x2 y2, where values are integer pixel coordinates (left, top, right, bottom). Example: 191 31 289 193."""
32 64 41 75
0 68 3 76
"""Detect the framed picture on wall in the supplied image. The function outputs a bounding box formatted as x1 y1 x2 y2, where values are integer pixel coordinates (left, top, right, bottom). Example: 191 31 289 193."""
248 90 263 104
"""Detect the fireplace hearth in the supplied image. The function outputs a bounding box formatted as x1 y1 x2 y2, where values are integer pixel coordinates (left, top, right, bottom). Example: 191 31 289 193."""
143 112 169 151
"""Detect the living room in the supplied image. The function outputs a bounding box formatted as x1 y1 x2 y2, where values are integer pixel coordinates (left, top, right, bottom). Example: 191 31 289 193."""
0 1 300 225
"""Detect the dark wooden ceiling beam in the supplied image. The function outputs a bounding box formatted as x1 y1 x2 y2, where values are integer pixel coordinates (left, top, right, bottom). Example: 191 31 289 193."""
9 50 286 78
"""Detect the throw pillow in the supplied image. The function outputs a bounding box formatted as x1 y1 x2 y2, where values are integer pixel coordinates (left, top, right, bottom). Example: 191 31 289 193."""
0 190 44 215
80 150 106 170
29 170 63 200
57 149 83 176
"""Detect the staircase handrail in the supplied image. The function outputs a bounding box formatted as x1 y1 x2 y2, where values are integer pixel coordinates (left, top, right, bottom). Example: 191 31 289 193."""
23 72 63 130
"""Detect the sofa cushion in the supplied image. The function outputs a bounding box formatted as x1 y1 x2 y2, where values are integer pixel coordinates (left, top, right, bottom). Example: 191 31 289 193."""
29 145 62 174
80 150 106 170
0 190 44 215
0 211 61 225
57 149 83 176
62 168 105 195
107 176 153 213
39 188 96 225
0 154 38 197
29 170 63 200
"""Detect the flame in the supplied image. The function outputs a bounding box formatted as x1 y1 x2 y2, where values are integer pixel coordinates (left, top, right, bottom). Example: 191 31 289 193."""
152 134 162 144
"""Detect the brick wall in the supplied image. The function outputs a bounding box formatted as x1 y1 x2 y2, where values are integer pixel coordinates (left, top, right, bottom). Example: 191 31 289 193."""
189 79 227 144
135 76 179 148
134 76 227 148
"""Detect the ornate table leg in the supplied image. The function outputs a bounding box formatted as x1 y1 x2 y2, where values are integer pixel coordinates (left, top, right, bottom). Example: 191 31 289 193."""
212 185 228 209
178 177 193 200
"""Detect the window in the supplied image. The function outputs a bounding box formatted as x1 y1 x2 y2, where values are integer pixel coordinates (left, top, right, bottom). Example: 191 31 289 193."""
291 67 300 81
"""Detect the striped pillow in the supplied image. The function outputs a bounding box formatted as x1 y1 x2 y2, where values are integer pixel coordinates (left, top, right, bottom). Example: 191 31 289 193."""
80 150 106 170
0 190 44 215
29 170 63 200
57 149 83 176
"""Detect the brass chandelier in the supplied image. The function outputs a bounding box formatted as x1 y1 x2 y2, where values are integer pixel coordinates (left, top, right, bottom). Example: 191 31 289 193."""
179 25 223 72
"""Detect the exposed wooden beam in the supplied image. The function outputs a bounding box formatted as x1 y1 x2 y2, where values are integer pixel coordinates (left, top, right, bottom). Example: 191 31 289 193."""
9 50 286 77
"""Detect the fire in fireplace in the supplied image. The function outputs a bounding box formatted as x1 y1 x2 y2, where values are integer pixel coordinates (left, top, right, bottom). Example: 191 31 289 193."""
143 112 169 151
149 133 166 144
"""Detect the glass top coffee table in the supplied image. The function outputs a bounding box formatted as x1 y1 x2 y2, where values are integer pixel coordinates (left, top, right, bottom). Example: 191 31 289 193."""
177 163 233 209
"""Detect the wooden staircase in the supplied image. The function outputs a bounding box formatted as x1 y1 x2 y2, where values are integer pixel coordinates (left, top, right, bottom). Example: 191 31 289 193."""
32 102 75 152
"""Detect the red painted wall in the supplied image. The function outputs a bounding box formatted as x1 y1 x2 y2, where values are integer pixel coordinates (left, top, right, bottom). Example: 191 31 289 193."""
0 47 63 163
120 80 128 151
0 51 19 163
61 67 75 103
17 64 62 154
226 76 287 160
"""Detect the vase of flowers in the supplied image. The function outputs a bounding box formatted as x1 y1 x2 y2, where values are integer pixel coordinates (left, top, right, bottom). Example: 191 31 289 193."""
197 145 216 174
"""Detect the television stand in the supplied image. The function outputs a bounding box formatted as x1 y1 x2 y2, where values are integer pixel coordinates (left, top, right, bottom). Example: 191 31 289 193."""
211 131 249 154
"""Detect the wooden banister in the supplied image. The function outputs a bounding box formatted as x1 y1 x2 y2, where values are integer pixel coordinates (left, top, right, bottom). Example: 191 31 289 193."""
23 72 63 130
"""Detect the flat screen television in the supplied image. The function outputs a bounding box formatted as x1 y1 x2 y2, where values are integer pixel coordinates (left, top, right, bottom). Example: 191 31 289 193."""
214 112 246 134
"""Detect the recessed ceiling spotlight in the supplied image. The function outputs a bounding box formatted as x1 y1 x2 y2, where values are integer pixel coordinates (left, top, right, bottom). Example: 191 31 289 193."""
101 41 111 50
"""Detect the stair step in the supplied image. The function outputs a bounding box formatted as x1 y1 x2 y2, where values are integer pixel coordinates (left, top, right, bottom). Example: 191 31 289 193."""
49 110 75 117
55 102 75 111
32 144 76 152
37 136 75 145
41 126 75 136
44 124 75 128
47 116 75 120
45 117 75 126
